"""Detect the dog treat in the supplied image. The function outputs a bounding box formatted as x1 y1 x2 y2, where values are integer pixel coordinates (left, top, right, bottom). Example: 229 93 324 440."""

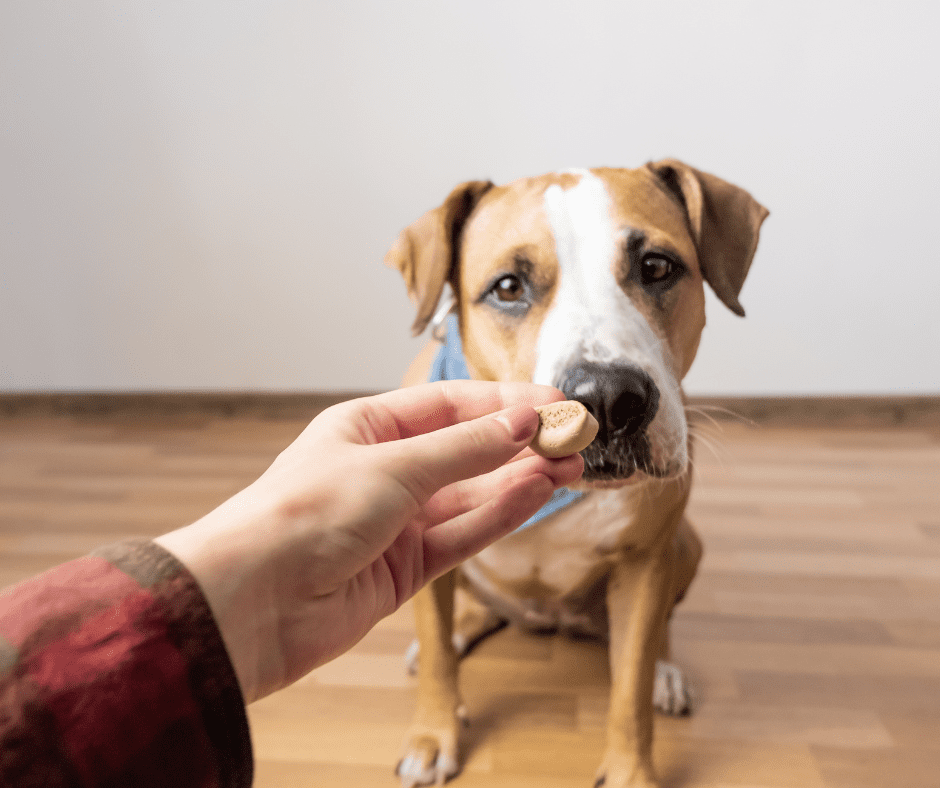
530 401 599 458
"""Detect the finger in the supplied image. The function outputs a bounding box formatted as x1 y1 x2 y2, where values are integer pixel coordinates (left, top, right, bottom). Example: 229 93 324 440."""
421 473 559 580
387 404 544 503
344 380 566 443
423 452 584 527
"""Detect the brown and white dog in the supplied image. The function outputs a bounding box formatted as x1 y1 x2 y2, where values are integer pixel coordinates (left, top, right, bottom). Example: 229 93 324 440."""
386 160 768 788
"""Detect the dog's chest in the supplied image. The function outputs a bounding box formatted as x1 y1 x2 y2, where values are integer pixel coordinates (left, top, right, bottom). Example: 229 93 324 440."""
460 488 645 632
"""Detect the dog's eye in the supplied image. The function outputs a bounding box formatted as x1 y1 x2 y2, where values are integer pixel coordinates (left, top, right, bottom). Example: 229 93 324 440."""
480 272 531 316
640 255 675 285
493 275 525 302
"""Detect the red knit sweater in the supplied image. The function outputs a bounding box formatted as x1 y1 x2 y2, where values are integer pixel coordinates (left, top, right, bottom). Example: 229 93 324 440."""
0 540 252 787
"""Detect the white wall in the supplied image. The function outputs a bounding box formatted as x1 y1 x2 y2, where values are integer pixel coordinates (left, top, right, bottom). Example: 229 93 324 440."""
2 1 938 395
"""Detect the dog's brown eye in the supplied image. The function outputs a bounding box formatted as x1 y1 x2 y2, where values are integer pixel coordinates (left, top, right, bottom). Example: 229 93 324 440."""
494 275 524 302
640 256 674 284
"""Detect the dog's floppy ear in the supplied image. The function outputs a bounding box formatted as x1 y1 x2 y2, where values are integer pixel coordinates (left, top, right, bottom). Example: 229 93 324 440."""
646 159 769 317
385 180 494 336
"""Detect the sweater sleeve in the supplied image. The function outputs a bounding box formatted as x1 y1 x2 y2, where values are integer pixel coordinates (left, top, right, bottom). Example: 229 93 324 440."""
0 539 253 788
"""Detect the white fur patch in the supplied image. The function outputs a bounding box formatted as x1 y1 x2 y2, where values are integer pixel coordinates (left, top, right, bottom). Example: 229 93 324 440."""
534 171 687 472
654 659 694 715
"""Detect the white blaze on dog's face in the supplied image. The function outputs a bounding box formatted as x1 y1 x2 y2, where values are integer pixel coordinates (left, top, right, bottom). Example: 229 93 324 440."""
459 168 707 487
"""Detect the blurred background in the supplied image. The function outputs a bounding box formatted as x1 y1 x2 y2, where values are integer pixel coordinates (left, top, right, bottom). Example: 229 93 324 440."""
2 1 938 396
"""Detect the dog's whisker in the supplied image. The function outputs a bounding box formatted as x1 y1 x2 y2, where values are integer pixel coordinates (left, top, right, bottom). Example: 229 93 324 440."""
684 406 726 433
688 426 729 468
684 403 754 427
687 420 726 445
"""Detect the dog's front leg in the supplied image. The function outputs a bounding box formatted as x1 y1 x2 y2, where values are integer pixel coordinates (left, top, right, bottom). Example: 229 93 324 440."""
398 569 463 787
597 547 674 788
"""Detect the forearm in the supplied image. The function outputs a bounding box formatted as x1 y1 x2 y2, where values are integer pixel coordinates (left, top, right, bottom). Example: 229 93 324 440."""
0 540 252 788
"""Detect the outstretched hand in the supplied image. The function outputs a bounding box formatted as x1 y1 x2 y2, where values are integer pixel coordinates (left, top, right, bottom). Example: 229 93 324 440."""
156 381 583 703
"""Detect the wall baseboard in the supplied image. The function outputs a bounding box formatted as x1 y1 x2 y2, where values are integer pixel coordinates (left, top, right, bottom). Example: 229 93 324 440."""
0 392 371 421
1 392 938 428
686 395 940 428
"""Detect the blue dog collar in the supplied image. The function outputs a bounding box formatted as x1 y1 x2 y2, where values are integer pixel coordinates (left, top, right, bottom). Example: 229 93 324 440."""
428 314 472 382
429 313 585 532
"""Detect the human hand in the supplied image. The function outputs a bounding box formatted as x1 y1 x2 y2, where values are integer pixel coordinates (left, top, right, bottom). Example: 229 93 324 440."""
155 381 583 703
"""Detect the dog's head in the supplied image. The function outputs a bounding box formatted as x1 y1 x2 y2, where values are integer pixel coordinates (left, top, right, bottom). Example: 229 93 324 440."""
387 161 768 488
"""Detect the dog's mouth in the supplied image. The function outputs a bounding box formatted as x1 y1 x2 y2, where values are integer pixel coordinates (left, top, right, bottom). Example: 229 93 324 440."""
576 432 677 488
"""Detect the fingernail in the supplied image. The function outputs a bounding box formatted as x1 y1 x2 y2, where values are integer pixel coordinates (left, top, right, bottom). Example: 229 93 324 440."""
496 406 539 443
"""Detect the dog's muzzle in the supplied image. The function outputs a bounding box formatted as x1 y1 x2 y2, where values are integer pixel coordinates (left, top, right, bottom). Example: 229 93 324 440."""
558 362 661 481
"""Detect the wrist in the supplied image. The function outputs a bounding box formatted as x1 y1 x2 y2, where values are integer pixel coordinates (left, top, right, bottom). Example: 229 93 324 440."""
155 483 280 704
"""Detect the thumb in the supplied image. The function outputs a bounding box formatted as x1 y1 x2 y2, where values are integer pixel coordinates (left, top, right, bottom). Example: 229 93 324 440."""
390 405 540 503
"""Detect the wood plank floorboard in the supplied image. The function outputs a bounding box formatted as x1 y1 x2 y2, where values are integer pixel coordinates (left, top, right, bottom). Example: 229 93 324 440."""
1 408 939 787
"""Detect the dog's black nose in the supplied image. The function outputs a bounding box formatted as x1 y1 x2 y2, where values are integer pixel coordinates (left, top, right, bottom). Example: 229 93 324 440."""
559 362 659 438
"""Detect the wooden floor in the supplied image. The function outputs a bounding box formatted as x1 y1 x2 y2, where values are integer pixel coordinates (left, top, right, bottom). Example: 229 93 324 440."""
1 404 939 788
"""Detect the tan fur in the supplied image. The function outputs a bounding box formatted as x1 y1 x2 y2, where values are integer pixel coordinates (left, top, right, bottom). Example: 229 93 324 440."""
389 161 767 788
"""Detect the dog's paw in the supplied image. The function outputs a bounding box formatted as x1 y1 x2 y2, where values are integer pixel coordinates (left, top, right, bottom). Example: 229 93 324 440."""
652 659 694 716
594 751 658 788
397 708 466 788
397 735 458 787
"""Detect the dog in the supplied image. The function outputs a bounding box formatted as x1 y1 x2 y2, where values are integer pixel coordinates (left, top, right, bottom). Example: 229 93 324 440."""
385 160 768 788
